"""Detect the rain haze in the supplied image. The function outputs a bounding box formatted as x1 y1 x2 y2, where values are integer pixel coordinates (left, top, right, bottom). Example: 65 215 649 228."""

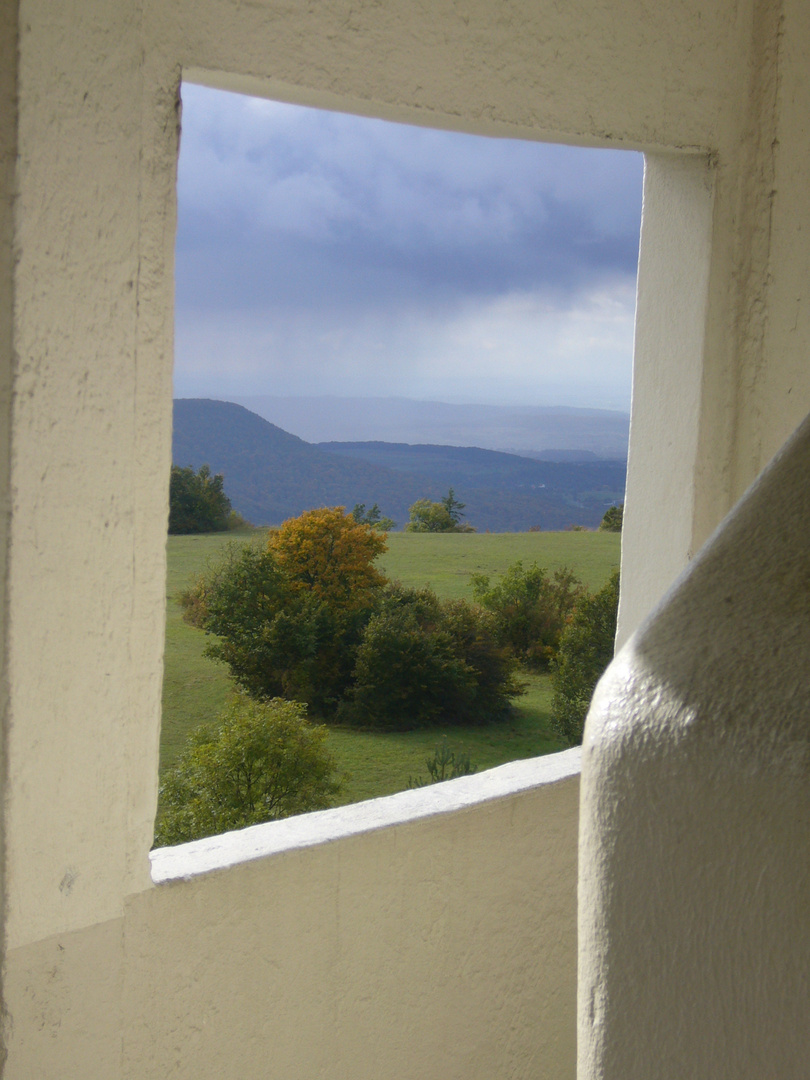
174 83 643 425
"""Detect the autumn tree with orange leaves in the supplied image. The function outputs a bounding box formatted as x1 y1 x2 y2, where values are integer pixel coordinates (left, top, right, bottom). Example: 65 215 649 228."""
189 508 387 717
269 506 386 610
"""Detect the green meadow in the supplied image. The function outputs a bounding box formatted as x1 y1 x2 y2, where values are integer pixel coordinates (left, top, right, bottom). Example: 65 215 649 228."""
162 529 620 806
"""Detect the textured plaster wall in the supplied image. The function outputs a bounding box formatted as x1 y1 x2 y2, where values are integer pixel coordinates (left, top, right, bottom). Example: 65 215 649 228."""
579 413 810 1079
167 0 750 150
8 0 809 953
4 762 580 1080
733 0 810 489
3 0 810 1076
690 0 810 544
0 0 18 1067
613 0 810 636
618 0 810 636
6 1 178 949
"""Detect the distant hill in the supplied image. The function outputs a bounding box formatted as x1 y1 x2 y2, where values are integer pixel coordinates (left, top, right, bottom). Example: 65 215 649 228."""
318 441 626 531
318 441 626 494
173 399 625 530
172 399 435 526
228 395 630 460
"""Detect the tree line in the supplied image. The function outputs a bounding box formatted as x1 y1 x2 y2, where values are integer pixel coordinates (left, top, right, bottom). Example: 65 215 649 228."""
171 462 623 536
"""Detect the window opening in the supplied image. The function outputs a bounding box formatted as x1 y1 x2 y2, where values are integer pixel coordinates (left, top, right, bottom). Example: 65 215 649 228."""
160 81 642 845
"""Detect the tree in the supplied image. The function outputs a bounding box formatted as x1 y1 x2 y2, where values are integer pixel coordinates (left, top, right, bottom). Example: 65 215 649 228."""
405 490 475 533
550 569 620 746
599 504 624 532
269 506 387 610
441 488 466 524
471 561 584 670
154 695 340 846
351 503 396 531
186 509 387 717
169 464 233 534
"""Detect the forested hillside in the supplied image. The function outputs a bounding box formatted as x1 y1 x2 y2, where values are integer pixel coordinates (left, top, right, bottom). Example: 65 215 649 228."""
319 440 626 529
172 399 430 524
173 399 626 530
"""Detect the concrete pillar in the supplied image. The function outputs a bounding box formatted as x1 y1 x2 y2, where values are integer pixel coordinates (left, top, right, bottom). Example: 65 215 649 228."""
580 412 810 1078
3 0 177 950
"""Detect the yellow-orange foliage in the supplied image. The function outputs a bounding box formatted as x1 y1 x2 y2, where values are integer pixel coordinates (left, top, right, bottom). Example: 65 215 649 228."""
268 506 387 610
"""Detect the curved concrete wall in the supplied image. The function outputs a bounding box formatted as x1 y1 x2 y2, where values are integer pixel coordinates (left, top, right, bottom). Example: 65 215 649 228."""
580 413 810 1078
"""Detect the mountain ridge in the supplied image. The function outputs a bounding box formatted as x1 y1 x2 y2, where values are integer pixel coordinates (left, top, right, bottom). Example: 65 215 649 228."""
172 398 626 531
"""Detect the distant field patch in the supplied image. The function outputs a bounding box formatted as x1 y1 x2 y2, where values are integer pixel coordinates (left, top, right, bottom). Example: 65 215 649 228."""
378 530 620 599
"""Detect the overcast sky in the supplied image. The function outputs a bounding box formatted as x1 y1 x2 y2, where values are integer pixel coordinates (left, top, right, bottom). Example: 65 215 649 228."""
174 83 644 411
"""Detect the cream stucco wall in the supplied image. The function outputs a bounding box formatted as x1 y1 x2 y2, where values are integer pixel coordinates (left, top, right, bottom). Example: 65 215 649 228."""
11 0 810 948
0 2 17 1065
3 0 810 1076
7 2 178 949
5 756 580 1079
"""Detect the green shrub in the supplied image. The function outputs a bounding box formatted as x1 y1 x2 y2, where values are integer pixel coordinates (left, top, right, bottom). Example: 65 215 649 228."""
337 585 521 731
405 489 475 533
471 560 583 670
154 695 340 846
408 740 478 787
599 504 623 532
169 464 232 534
179 540 278 629
550 569 620 745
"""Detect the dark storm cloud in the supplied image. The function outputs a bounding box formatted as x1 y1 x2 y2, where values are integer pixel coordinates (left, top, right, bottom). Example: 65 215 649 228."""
175 84 643 320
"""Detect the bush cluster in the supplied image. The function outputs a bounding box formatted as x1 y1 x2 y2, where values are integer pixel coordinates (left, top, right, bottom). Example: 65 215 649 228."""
471 560 583 670
338 584 520 730
183 507 522 731
405 488 475 533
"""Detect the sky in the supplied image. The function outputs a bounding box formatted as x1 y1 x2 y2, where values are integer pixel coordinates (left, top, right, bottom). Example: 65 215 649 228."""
174 83 644 412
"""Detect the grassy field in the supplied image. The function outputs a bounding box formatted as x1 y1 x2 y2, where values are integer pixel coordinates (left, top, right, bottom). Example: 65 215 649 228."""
162 528 620 805
379 529 620 597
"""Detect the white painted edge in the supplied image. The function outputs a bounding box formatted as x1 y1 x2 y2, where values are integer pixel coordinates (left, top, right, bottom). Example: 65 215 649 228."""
150 747 581 884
